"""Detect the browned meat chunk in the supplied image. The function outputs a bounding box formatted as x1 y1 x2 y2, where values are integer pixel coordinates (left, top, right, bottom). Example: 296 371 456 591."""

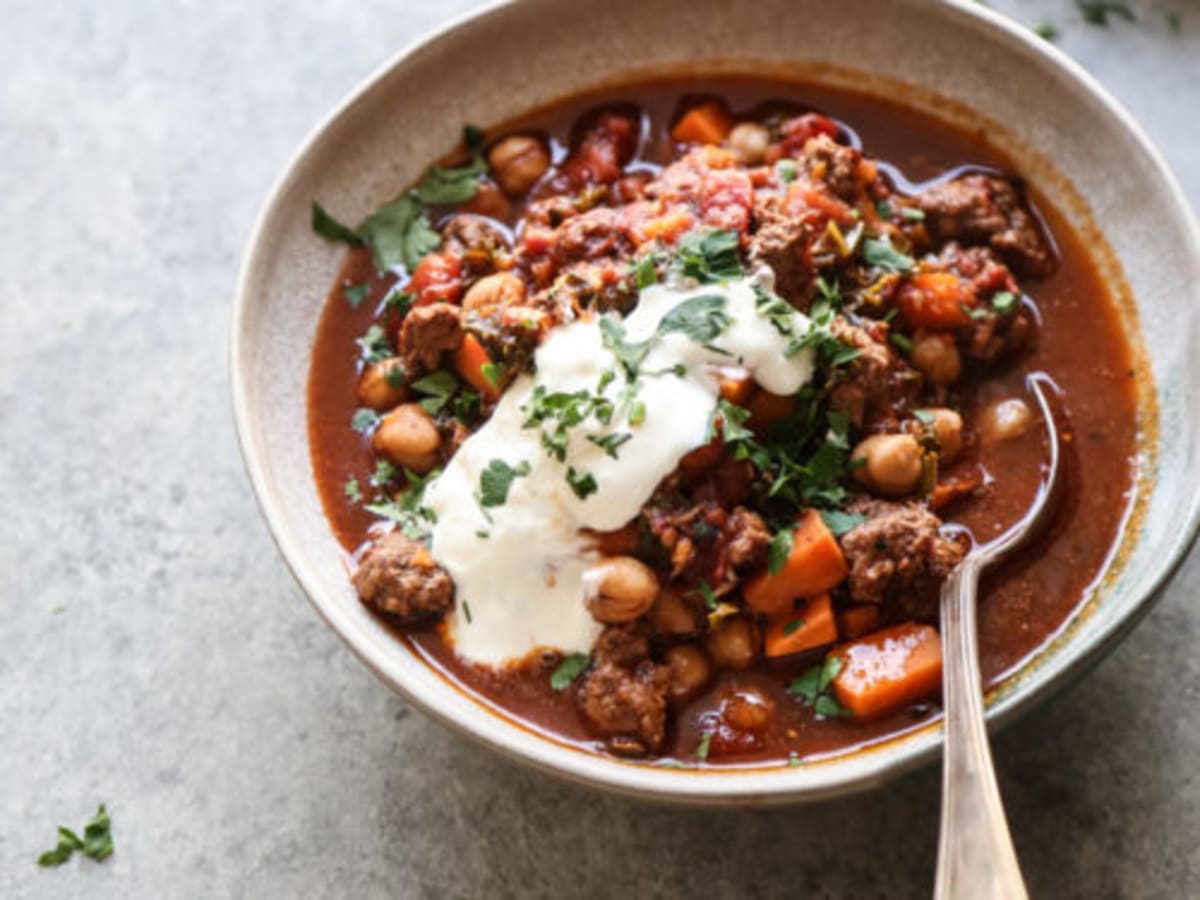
748 194 815 306
916 174 1054 277
441 214 510 279
932 244 1037 361
803 134 862 201
398 302 463 373
578 630 671 755
352 530 454 626
827 317 897 428
551 207 631 267
725 506 771 570
839 498 966 615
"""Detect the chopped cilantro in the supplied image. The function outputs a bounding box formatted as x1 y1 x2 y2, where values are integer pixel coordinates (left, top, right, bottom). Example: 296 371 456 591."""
478 459 531 507
587 432 632 459
913 409 937 425
711 398 753 443
632 252 661 288
480 361 504 388
410 369 460 414
775 159 798 184
385 364 407 391
992 290 1020 316
356 194 441 273
696 581 718 611
861 236 915 272
695 731 713 761
1032 21 1059 40
788 751 804 767
343 283 370 308
550 653 590 690
675 229 743 283
599 316 652 380
38 805 112 867
767 528 794 576
1077 0 1136 25
783 617 806 636
789 656 851 717
344 477 362 503
370 459 400 487
628 401 647 426
889 332 914 354
363 468 440 539
355 324 392 364
753 283 796 336
453 389 482 424
383 288 414 318
818 508 866 536
414 126 489 205
657 293 733 344
351 408 380 435
901 207 926 222
311 202 362 246
875 200 894 220
565 467 598 500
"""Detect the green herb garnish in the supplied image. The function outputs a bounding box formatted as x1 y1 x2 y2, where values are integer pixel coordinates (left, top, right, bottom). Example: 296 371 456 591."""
351 408 380 435
861 236 915 272
38 805 113 867
675 229 743 283
344 477 362 503
766 528 794 576
478 459 531 508
311 203 361 246
550 653 590 690
657 293 733 344
1077 0 1135 26
565 467 598 500
789 656 851 718
343 283 370 308
410 369 460 414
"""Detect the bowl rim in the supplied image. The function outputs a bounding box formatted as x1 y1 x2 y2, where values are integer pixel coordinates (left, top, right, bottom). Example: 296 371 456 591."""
230 0 1200 805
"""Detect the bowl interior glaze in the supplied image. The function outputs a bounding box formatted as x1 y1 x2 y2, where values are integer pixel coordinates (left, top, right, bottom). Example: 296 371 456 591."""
232 0 1200 804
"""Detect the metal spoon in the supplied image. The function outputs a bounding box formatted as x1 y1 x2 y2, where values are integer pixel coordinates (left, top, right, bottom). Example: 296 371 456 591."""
934 373 1061 900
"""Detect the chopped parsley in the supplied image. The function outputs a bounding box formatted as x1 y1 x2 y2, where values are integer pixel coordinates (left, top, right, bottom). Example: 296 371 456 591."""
343 283 370 308
350 408 380 435
675 229 743 283
657 293 733 344
311 203 361 246
566 467 598 500
992 290 1019 316
478 459 531 507
37 805 113 867
766 528 794 576
861 236 915 272
550 653 590 690
587 432 632 459
355 324 392 364
1076 0 1136 26
409 369 460 414
789 656 851 718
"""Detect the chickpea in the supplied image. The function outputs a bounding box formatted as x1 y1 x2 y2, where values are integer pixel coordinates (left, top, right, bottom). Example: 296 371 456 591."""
462 271 526 312
721 688 774 734
487 134 551 198
705 616 761 670
647 589 698 637
911 332 962 386
460 180 510 219
851 433 924 496
923 408 964 462
727 122 770 166
372 403 441 473
665 644 712 704
982 398 1033 444
586 556 660 624
356 358 407 411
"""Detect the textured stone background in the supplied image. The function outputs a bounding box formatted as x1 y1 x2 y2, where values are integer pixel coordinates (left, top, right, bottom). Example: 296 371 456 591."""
2 1 1197 897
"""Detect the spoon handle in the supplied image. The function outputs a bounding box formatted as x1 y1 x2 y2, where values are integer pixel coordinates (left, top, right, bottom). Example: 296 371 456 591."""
934 559 1029 900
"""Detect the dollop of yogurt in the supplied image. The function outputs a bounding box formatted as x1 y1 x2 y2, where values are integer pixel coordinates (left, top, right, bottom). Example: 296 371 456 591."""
425 271 815 665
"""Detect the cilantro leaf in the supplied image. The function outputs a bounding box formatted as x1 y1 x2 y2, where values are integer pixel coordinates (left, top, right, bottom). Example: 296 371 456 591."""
343 283 370 309
351 408 380 435
410 370 460 414
550 653 590 690
565 467 598 500
479 459 530 507
344 477 362 503
818 508 866 536
767 528 794 576
357 194 442 272
587 432 632 459
861 236 915 272
712 398 753 443
657 293 732 344
676 229 743 283
599 316 652 379
355 324 392 364
415 126 489 205
311 202 362 246
775 159 798 184
632 252 661 289
695 731 713 761
992 290 1019 316
789 657 850 718
38 806 112 867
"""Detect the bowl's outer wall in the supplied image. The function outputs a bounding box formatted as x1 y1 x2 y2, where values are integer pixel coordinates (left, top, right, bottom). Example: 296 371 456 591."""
232 0 1200 804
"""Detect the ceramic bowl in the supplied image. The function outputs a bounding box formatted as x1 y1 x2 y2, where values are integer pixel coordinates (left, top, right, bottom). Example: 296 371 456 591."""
231 0 1200 805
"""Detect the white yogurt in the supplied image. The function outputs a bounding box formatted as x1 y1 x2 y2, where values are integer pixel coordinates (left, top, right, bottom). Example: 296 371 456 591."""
425 271 815 665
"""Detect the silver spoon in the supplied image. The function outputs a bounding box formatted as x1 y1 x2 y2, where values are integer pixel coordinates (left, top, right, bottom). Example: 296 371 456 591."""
934 373 1061 900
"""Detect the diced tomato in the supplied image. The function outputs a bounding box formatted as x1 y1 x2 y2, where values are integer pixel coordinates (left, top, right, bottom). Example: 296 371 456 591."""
560 112 638 185
520 225 556 256
407 251 462 305
700 168 753 234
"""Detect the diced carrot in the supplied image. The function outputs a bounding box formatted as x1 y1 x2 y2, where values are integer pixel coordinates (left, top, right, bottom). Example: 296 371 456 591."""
671 101 734 145
743 509 849 615
896 272 975 330
830 622 943 719
717 368 754 405
836 605 880 640
452 333 500 400
765 595 837 657
746 389 795 434
637 207 695 244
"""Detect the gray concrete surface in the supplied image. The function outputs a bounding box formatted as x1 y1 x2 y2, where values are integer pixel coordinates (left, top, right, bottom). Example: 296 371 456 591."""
1 1 1197 897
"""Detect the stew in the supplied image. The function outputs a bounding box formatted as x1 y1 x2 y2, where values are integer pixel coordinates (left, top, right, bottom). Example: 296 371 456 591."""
307 77 1139 767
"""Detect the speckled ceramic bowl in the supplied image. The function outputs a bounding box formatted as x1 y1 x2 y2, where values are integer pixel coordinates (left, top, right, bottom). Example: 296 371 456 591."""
231 0 1200 805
